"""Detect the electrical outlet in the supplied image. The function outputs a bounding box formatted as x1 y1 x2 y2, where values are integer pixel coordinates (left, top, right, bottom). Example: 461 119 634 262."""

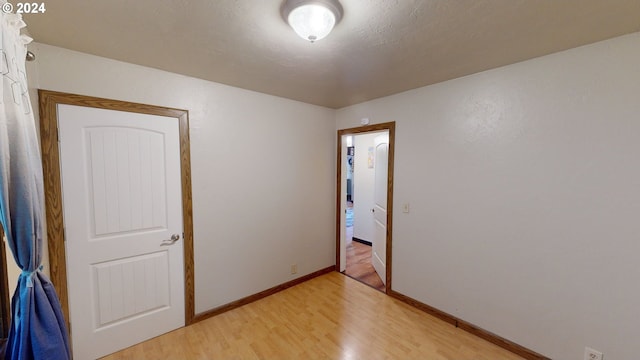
402 203 410 213
584 347 603 360
291 264 298 274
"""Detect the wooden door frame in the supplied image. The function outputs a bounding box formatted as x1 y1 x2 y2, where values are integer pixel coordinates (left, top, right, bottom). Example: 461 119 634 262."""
38 90 195 334
336 122 395 293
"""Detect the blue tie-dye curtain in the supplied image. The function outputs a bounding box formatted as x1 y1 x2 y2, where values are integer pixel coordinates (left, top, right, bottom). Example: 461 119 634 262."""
0 8 70 360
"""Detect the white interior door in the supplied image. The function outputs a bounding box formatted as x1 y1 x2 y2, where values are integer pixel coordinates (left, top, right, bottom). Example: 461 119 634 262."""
372 134 389 286
58 104 185 359
340 135 347 272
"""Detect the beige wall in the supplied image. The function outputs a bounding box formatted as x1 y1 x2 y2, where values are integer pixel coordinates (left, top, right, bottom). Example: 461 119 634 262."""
2 234 20 296
26 43 336 314
336 32 640 360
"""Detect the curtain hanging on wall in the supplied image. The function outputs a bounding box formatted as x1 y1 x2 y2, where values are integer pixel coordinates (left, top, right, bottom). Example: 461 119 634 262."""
0 7 70 360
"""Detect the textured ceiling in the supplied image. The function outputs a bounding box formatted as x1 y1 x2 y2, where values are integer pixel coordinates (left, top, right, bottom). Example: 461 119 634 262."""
23 0 640 108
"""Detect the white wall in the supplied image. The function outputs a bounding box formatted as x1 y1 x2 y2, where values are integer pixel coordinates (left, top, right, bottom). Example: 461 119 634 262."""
27 43 336 314
336 32 640 360
352 133 378 242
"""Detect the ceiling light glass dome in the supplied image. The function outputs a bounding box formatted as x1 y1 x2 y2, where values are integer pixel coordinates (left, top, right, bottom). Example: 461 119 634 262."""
282 0 343 43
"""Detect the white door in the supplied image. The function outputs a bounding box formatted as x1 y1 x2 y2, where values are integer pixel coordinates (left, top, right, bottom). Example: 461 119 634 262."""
339 135 348 272
58 104 185 359
372 134 389 286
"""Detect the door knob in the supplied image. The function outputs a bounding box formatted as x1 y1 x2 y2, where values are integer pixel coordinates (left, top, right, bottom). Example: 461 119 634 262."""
161 233 181 246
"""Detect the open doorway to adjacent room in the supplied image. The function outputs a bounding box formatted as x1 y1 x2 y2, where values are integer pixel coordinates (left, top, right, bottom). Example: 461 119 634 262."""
337 122 395 293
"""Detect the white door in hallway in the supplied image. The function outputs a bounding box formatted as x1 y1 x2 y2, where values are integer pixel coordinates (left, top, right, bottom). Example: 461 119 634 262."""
58 104 185 359
372 134 388 286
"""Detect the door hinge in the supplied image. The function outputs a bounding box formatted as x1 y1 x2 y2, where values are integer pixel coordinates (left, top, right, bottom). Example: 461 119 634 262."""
56 125 60 143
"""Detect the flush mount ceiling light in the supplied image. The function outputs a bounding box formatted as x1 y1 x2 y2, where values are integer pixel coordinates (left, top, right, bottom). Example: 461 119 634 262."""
282 0 343 43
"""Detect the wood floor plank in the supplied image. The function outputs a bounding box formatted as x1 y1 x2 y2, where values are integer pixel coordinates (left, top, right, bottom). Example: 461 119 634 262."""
345 240 385 292
102 272 523 360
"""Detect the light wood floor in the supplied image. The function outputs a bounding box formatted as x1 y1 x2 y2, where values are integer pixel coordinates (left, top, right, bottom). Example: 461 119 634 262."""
345 240 385 292
103 272 523 360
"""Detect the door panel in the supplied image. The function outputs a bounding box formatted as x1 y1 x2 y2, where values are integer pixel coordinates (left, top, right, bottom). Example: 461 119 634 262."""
372 135 388 286
58 105 184 359
92 251 170 328
87 127 167 237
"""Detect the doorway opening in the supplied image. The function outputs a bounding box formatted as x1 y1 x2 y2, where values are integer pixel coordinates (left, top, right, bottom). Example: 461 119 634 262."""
336 122 395 294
